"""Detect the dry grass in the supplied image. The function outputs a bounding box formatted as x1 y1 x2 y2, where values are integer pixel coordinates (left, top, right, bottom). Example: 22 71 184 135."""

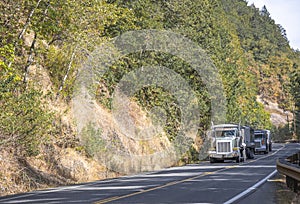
0 62 198 196
273 174 300 204
0 144 119 197
0 94 175 196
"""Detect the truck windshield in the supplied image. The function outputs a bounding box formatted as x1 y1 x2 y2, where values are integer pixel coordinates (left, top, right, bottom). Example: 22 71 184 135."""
215 129 236 137
255 134 264 139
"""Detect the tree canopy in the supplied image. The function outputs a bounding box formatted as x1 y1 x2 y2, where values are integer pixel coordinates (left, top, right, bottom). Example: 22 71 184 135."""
1 0 299 158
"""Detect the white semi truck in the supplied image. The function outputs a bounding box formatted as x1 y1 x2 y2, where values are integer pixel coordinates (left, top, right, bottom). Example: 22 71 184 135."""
208 124 255 163
254 129 272 154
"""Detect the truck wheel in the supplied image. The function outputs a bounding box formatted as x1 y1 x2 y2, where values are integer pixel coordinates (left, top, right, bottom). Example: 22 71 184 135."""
248 149 254 159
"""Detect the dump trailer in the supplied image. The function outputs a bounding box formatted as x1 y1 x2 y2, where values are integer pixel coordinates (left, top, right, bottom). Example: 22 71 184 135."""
254 130 272 154
208 124 255 163
242 126 255 159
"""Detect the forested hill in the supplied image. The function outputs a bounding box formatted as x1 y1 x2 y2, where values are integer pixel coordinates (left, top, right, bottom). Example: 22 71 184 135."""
0 0 299 195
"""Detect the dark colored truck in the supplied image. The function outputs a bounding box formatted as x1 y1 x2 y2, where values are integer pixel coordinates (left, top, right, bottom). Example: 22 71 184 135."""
254 129 272 154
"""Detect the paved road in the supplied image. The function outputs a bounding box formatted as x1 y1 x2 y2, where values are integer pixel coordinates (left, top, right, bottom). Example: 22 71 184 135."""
1 143 299 204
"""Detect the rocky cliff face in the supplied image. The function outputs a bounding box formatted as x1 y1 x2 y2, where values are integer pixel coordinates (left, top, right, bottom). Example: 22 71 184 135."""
257 95 293 127
1 0 299 197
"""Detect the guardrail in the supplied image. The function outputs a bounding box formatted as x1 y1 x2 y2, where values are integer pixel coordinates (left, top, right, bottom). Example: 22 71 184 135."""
277 151 300 193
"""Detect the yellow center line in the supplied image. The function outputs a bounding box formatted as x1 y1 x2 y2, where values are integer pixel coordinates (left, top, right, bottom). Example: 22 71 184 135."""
244 144 285 165
93 166 236 204
95 196 120 204
95 146 285 203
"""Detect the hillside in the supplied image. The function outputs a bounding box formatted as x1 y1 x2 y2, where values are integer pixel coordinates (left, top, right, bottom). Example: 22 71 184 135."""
0 0 299 195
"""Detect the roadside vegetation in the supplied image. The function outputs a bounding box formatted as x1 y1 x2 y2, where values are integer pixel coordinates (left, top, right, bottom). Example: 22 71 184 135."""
0 0 299 195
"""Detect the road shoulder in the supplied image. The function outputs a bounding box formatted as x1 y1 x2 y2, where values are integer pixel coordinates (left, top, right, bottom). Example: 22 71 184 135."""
237 173 300 204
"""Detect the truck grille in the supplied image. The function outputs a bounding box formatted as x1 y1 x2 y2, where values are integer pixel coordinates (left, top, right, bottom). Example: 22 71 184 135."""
217 141 231 153
255 141 261 148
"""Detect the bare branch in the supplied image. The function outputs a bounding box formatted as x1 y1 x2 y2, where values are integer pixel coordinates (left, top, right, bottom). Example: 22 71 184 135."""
8 0 43 68
23 32 37 84
17 0 43 41
57 48 77 98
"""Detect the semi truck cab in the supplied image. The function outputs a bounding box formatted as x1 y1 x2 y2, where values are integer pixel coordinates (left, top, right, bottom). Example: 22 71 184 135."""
254 130 272 154
208 124 244 163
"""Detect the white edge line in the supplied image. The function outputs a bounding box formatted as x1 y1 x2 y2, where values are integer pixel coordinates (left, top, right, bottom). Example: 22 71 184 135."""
223 169 277 204
0 144 286 202
0 167 160 202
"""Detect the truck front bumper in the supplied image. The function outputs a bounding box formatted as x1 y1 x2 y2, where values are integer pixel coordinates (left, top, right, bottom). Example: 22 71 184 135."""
255 147 267 152
208 151 239 159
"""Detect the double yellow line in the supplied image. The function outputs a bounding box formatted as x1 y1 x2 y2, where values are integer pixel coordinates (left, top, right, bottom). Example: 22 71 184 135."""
95 145 285 203
94 166 234 204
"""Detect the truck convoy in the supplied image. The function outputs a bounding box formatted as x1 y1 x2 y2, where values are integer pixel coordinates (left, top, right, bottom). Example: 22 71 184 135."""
208 124 255 163
254 129 272 154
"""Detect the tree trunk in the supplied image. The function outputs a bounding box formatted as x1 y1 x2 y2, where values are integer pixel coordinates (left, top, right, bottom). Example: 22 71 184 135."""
57 49 76 98
23 32 37 84
8 0 43 68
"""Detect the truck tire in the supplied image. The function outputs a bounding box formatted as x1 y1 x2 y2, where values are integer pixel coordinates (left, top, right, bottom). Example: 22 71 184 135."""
247 149 254 159
251 149 255 158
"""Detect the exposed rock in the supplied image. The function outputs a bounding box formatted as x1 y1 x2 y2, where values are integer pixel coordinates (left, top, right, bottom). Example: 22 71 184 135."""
28 64 52 93
271 113 288 127
257 95 293 127
23 30 35 47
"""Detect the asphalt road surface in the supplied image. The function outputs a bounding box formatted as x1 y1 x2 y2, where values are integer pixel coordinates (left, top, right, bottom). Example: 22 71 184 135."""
1 143 299 204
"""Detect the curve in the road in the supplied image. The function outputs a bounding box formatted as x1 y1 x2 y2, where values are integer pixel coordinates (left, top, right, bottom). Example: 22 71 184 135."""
1 143 298 204
95 144 286 204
